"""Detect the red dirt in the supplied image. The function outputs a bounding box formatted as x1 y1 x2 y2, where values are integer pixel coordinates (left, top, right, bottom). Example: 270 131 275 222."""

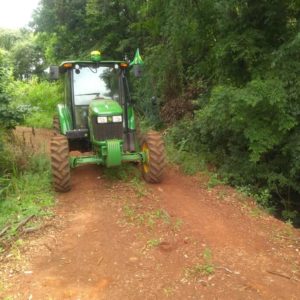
1 128 300 299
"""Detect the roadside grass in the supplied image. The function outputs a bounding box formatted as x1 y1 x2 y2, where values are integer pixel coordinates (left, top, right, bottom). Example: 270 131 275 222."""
164 134 227 188
0 140 54 246
165 134 298 223
272 222 295 241
165 139 206 176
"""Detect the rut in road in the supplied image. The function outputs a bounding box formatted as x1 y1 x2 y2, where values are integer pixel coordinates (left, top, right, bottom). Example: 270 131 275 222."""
1 128 300 300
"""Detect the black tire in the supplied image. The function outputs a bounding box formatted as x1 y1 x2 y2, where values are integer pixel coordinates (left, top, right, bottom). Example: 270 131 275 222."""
141 131 165 183
50 135 71 192
53 115 60 134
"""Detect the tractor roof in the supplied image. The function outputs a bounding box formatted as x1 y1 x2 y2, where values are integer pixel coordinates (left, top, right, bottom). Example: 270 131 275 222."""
59 60 127 70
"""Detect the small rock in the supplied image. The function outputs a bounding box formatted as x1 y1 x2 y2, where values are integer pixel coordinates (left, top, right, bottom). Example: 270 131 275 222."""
159 241 173 252
129 257 138 262
24 271 33 275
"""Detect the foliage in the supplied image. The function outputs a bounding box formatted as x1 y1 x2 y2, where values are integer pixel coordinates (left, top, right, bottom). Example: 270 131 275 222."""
0 49 23 128
8 77 62 128
0 29 22 51
0 28 45 79
10 35 45 79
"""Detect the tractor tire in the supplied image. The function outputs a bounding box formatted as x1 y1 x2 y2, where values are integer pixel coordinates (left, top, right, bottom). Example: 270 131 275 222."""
141 131 165 183
50 135 71 192
53 115 60 134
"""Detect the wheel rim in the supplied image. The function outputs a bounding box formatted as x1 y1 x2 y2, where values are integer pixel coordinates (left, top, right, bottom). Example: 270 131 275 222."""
142 142 150 173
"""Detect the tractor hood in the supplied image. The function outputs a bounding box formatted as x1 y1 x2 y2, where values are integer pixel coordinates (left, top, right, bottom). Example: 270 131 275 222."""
89 99 123 116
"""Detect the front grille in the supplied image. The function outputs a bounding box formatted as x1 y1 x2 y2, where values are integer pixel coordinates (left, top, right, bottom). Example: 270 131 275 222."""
92 116 123 141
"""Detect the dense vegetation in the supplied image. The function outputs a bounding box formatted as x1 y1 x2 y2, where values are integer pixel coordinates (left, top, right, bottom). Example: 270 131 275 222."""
1 0 300 222
0 29 58 243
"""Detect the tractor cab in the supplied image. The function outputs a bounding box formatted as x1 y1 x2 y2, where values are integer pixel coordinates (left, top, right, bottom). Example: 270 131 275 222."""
68 64 120 130
56 59 135 152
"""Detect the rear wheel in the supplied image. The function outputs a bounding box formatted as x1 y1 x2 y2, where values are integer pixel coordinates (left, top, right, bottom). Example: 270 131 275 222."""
53 115 60 134
141 131 165 183
50 135 71 192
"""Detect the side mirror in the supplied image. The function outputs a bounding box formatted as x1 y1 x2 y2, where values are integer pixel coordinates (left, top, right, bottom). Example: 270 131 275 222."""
49 65 59 80
133 64 143 78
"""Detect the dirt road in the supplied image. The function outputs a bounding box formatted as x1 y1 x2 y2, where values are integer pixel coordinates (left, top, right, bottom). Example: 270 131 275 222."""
1 128 300 299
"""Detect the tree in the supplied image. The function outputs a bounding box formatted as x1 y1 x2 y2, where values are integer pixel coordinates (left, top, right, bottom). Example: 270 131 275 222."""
0 49 22 128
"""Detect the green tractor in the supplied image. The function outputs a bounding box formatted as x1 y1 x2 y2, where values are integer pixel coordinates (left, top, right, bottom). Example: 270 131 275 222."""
49 50 165 192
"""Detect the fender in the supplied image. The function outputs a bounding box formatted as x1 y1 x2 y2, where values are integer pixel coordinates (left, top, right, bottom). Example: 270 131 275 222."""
57 104 73 134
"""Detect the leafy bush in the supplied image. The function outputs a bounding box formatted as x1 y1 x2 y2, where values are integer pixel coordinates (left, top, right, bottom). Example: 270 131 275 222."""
24 111 53 129
167 77 300 220
9 77 62 128
0 50 23 129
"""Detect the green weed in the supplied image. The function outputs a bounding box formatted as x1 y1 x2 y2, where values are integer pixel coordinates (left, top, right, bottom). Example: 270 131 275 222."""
122 204 136 222
185 263 214 278
173 218 183 231
164 136 205 175
282 209 298 222
102 164 140 182
147 238 161 248
249 207 264 218
207 173 226 189
184 247 215 278
143 209 170 228
163 286 175 297
217 190 228 200
130 177 148 198
122 205 171 229
237 186 275 213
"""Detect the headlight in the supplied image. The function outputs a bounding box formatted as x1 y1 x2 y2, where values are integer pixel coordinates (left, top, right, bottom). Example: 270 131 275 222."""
97 116 107 123
112 115 122 123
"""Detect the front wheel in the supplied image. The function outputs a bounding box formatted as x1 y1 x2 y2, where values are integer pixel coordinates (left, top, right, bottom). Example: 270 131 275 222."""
141 131 165 183
50 135 71 192
53 115 60 134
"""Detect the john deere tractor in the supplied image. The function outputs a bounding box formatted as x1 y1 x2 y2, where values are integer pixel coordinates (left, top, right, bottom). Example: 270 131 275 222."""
49 50 165 192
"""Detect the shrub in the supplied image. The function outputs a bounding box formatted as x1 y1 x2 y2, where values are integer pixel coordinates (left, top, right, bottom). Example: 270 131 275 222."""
167 78 300 219
9 77 62 128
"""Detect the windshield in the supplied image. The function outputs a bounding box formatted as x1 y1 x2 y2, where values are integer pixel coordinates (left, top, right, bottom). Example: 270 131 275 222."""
73 66 119 105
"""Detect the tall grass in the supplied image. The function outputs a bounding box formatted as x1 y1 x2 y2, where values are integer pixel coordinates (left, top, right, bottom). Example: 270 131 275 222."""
0 131 54 243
